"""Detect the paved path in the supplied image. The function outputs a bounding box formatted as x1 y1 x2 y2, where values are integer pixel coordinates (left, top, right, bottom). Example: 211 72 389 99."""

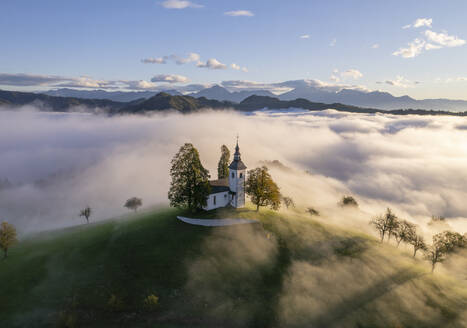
177 216 257 226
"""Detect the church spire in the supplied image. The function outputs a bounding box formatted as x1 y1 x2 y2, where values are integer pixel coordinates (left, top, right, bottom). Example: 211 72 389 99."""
234 134 241 161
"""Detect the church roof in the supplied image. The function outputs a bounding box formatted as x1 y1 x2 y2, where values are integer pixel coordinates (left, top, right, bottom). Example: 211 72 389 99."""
229 160 247 170
209 178 230 193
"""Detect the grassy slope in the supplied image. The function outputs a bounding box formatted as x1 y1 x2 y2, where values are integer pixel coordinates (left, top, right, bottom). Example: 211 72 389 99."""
0 206 466 328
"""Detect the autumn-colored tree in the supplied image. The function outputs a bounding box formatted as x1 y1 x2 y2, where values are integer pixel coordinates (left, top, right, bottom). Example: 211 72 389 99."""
0 221 17 259
217 145 230 179
124 197 143 212
79 206 92 224
245 166 281 212
168 143 211 211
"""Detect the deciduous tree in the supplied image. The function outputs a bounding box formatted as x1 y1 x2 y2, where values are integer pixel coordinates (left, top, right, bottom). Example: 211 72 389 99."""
168 143 211 211
79 206 92 224
392 220 416 247
0 221 17 259
409 234 427 258
124 197 143 212
282 196 295 209
245 166 281 212
425 231 466 272
370 208 399 242
340 196 358 207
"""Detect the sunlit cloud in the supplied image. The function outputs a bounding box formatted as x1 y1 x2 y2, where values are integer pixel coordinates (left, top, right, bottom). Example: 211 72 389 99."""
197 58 227 69
224 10 254 17
403 18 432 29
150 74 189 83
376 75 420 88
231 63 248 72
160 0 203 9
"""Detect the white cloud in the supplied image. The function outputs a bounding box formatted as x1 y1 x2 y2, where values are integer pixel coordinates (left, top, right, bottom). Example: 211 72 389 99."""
0 73 69 86
125 80 158 90
435 77 467 84
330 38 337 47
231 63 248 72
377 75 419 88
224 10 254 17
394 30 466 58
174 52 201 65
150 74 189 84
141 53 200 65
371 44 380 49
141 57 167 64
220 79 370 95
424 30 466 47
341 69 363 80
331 69 363 82
160 0 203 9
300 34 310 39
197 58 227 69
393 38 426 58
403 18 432 29
2 109 467 237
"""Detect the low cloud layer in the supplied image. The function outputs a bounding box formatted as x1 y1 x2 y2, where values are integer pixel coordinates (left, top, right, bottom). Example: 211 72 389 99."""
0 107 466 235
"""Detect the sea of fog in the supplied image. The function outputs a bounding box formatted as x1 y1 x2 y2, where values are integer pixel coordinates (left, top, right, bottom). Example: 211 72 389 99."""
1 106 467 235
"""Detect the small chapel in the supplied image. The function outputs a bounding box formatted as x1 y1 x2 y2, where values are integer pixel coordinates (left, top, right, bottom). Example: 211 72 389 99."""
203 140 247 211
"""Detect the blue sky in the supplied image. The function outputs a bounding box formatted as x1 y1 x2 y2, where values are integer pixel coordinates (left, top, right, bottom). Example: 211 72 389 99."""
1 0 467 99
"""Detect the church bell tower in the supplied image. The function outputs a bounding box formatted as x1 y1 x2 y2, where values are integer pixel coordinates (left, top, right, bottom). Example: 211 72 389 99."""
229 138 247 208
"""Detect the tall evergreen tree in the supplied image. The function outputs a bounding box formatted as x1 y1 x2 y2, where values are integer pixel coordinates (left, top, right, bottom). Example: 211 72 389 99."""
217 145 230 179
168 143 211 211
245 166 281 211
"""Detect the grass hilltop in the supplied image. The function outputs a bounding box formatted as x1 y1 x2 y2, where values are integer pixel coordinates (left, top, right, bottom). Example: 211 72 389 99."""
0 206 466 328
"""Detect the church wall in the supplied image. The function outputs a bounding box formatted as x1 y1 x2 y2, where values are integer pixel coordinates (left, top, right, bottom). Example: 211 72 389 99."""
203 191 230 211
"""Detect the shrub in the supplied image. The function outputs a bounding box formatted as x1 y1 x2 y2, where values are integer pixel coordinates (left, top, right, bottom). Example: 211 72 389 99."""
340 196 358 207
107 294 124 312
56 310 77 328
143 294 159 311
306 207 320 216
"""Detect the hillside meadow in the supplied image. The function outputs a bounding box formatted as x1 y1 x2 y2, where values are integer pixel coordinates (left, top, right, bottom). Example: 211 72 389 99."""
1 205 466 328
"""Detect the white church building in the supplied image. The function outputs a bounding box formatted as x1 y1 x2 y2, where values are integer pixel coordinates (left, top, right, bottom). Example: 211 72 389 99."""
203 141 247 211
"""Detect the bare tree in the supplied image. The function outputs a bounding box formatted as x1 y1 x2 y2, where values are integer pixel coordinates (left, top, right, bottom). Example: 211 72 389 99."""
0 221 17 259
392 220 416 247
282 196 295 209
370 208 399 243
124 197 143 212
79 206 92 224
409 234 427 258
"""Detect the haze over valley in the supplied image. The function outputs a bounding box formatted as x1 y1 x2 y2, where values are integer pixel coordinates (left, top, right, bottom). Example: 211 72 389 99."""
1 1 467 327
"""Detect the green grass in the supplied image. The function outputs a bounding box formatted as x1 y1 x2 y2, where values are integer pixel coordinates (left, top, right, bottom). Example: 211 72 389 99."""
0 205 466 328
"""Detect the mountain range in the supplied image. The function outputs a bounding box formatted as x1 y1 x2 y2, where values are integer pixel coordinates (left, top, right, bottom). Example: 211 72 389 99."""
1 89 466 117
42 84 467 112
